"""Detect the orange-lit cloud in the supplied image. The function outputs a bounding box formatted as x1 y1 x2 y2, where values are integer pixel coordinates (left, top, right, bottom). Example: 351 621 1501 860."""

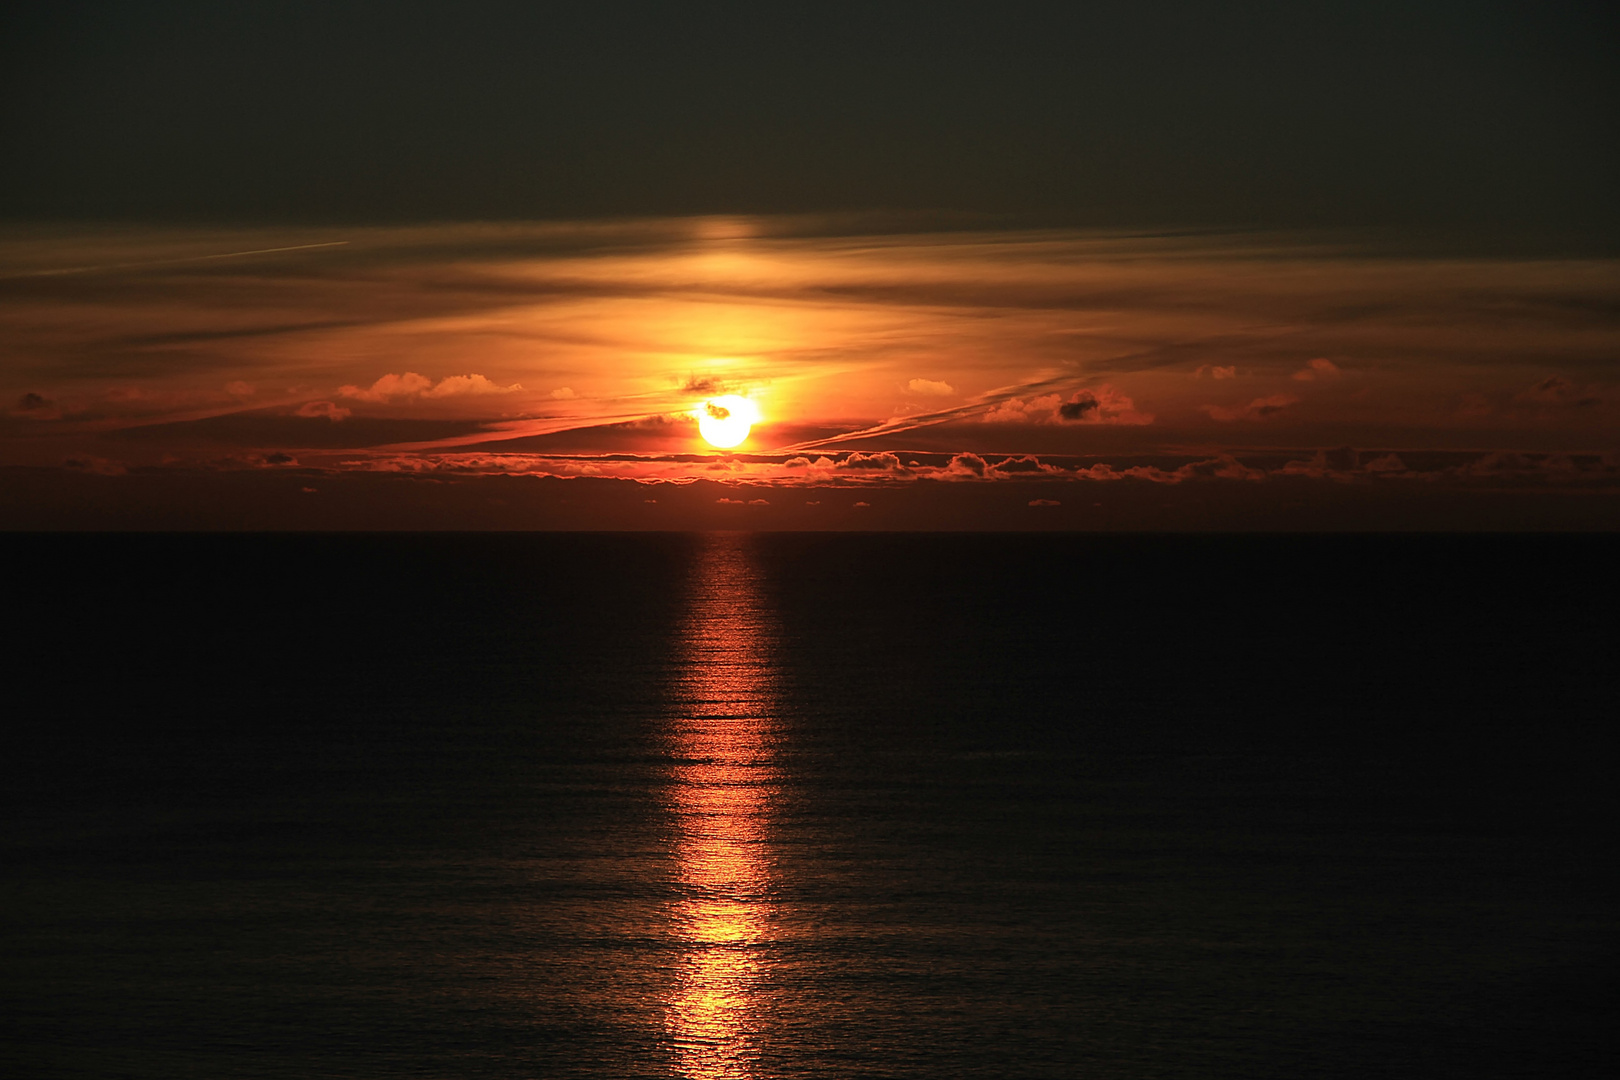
1203 394 1299 422
339 371 524 401
1291 358 1341 382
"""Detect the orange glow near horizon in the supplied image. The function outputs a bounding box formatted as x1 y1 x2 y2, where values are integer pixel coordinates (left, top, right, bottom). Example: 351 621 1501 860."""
666 535 779 1078
5 222 1615 478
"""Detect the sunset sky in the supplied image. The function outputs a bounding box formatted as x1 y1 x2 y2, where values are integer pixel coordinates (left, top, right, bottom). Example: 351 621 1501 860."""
2 2 1615 528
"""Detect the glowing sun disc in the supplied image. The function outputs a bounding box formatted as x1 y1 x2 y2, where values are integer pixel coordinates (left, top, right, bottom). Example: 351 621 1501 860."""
696 395 760 448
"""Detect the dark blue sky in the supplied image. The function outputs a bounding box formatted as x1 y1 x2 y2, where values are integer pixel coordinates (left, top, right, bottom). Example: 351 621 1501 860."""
2 1 1616 244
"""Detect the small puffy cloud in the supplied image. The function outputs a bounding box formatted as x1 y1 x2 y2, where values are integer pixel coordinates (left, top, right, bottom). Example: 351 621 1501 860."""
1182 454 1267 481
341 372 431 400
551 387 577 399
1194 365 1237 379
1203 394 1298 422
983 397 1038 423
1059 394 1099 421
12 392 60 419
1458 451 1535 477
989 455 1049 475
225 381 256 397
422 374 523 398
1081 387 1153 425
261 452 297 466
1279 447 1359 478
1070 455 1264 484
908 378 955 396
852 501 871 508
1292 358 1341 382
1028 498 1060 507
838 451 903 471
64 456 126 475
1364 453 1407 473
683 375 725 394
297 400 351 421
340 372 521 401
1514 376 1601 408
990 386 1152 425
944 452 987 477
748 498 770 506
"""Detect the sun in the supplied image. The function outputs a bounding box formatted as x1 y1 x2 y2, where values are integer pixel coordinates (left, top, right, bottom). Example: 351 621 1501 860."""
695 394 760 449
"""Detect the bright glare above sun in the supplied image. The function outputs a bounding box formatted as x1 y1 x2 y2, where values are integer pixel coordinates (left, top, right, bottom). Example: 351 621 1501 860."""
695 395 760 448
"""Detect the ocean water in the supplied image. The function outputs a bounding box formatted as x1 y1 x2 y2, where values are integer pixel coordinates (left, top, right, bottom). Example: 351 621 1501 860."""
3 533 1616 1078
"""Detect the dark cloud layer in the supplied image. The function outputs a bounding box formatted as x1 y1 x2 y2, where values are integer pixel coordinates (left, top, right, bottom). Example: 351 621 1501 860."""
3 3 1615 246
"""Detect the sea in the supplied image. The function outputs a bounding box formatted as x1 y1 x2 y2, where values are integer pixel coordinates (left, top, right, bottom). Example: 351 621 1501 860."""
3 533 1615 1078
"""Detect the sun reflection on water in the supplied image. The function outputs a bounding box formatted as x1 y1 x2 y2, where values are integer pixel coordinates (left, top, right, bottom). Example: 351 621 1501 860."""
666 533 778 1079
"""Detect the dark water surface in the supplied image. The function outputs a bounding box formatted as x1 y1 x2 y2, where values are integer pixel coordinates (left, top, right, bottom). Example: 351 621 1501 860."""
4 533 1616 1078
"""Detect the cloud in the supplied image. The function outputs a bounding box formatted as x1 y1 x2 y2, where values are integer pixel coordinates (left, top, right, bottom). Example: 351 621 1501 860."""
1195 365 1237 379
297 400 351 420
1279 447 1360 478
986 387 1152 426
837 451 903 471
422 374 523 398
982 396 1042 423
225 381 256 397
64 456 126 475
1059 394 1099 421
1028 498 1060 507
988 455 1052 475
944 452 987 477
12 392 60 419
1068 454 1263 483
339 372 522 401
551 387 577 399
1291 358 1341 382
341 372 431 400
908 378 955 396
1203 394 1298 422
1363 453 1407 473
1058 386 1153 425
1181 454 1267 481
1514 376 1601 408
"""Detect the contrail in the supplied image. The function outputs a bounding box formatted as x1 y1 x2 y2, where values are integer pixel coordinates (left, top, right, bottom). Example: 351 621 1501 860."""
7 241 349 279
195 242 350 261
772 325 1307 453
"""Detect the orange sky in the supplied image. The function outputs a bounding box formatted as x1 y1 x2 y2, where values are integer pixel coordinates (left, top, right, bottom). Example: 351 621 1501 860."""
2 218 1616 528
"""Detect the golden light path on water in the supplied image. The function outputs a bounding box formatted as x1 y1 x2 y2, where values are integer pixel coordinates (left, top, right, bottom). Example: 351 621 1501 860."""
666 534 779 1079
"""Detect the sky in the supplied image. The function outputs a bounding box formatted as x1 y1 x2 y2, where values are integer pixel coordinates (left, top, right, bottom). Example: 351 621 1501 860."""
1 2 1616 528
